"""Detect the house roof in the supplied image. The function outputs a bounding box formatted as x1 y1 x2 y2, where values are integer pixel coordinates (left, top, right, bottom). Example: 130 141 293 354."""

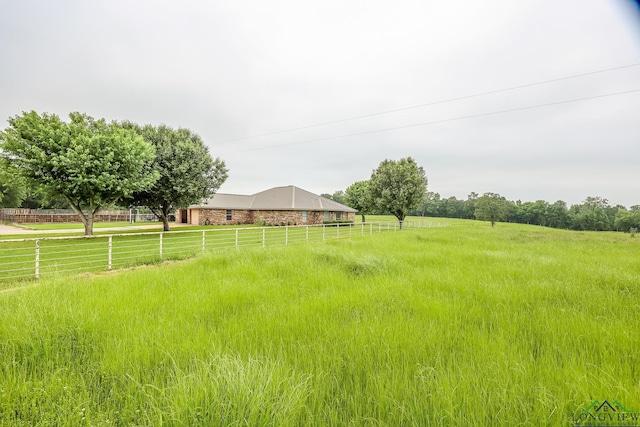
191 185 357 212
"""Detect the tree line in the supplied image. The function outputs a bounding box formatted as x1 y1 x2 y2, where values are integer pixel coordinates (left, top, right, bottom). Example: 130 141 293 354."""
0 111 228 235
322 158 639 233
414 193 640 232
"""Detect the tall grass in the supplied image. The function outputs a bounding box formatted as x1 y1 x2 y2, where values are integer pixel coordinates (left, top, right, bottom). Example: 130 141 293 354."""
0 221 639 425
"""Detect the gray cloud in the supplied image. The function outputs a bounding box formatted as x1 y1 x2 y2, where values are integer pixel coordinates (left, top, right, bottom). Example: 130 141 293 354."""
2 0 639 207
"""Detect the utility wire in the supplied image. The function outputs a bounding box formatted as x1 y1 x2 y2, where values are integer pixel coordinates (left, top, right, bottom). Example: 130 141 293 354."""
212 62 640 145
218 88 640 155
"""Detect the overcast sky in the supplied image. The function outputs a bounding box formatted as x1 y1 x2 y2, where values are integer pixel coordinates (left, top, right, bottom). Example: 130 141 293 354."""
2 0 639 207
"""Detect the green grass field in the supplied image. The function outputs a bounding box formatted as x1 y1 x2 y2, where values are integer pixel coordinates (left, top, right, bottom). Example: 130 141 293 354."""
0 220 639 426
0 223 395 285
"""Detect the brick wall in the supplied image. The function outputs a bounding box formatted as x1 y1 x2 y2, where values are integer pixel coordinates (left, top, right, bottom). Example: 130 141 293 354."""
190 209 354 226
197 209 253 226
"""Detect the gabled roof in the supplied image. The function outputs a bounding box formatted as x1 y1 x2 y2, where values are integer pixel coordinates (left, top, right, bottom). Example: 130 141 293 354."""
191 185 357 212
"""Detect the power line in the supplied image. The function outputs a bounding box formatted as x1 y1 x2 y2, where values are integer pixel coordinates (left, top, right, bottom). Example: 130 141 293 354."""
212 62 640 145
218 88 640 155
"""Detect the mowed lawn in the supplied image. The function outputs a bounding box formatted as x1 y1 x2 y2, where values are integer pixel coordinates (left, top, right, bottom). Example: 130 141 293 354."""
0 220 639 426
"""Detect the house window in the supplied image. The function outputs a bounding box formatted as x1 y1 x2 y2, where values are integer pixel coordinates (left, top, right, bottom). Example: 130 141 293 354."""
226 209 232 221
324 211 330 221
302 211 307 223
336 212 342 220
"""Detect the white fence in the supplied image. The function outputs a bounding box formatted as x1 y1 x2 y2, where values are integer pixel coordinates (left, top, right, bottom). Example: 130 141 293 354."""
0 221 450 284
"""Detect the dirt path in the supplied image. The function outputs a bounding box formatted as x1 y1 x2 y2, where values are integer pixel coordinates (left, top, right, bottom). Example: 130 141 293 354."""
0 223 190 235
0 224 38 234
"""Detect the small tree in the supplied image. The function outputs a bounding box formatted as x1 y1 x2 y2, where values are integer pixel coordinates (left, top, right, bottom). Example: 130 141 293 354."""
1 111 157 236
125 124 228 231
474 192 508 227
368 157 427 229
345 180 371 223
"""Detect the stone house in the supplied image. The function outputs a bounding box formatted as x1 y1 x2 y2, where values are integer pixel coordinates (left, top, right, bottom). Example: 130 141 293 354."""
176 185 357 226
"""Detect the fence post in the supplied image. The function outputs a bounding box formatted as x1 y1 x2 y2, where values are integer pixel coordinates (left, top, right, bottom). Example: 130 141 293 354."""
322 224 326 242
235 229 239 249
336 223 340 238
35 239 40 279
159 233 163 259
202 231 206 253
370 223 373 235
306 226 309 242
285 226 289 246
108 236 113 270
262 228 266 248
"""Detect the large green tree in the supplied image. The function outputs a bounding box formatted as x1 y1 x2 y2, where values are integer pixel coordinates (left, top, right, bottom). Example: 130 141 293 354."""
0 111 157 235
126 123 228 231
345 180 372 223
474 192 508 227
369 157 427 229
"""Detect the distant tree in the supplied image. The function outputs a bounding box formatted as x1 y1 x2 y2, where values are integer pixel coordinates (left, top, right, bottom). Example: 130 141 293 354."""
444 196 465 218
368 157 427 229
345 180 372 222
569 196 612 231
320 191 346 205
419 192 442 217
125 123 228 231
0 160 25 208
0 111 157 235
614 208 640 232
333 191 346 205
521 200 549 226
546 200 569 229
474 192 508 227
463 192 478 219
19 188 70 209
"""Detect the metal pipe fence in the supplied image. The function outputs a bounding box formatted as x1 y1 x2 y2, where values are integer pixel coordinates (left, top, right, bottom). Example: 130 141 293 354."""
0 220 450 284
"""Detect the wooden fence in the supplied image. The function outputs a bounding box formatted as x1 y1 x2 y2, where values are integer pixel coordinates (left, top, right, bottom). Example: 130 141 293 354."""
0 209 156 223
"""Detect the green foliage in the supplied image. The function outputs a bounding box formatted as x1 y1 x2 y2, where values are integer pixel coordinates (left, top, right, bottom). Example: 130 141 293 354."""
614 208 640 232
320 191 346 205
0 160 25 208
544 200 569 228
1 112 157 235
18 187 69 209
368 157 427 228
417 192 478 219
322 219 354 225
568 196 613 231
344 180 371 222
474 192 508 227
1 223 639 425
124 123 228 231
330 190 345 204
417 191 640 234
